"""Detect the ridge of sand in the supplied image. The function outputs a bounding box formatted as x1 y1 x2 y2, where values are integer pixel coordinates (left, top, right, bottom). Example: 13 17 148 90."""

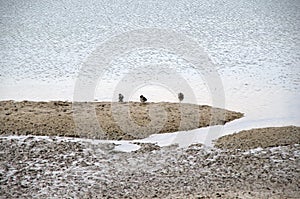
0 100 243 140
215 126 300 150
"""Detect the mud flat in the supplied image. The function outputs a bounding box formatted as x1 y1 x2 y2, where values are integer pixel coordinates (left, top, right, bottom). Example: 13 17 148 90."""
0 130 299 198
0 100 243 140
215 126 300 150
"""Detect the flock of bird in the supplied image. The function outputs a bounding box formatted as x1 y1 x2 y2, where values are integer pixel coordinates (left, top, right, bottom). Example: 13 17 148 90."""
118 92 184 103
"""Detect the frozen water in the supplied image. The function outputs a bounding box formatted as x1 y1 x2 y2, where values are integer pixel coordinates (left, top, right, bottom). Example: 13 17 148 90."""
0 0 299 146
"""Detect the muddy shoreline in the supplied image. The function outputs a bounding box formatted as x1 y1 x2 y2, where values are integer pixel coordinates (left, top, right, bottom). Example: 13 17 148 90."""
1 100 299 198
215 126 300 150
1 126 299 198
0 100 243 140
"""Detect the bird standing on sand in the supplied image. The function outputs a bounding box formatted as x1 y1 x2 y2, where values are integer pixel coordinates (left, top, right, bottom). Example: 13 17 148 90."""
140 95 147 103
178 92 184 102
118 93 124 102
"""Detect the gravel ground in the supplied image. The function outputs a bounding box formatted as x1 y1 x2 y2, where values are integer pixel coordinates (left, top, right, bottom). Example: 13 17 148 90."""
1 133 299 198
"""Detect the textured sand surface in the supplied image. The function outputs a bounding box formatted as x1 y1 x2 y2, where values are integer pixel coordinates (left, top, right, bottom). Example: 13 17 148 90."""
1 101 299 198
0 100 243 140
0 134 299 199
215 126 300 150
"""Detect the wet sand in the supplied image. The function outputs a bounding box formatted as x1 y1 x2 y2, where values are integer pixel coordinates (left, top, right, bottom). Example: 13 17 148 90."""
215 126 300 150
0 100 243 140
0 126 299 198
1 100 299 198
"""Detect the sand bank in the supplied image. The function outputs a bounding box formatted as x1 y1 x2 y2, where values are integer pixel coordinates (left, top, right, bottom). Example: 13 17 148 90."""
215 126 300 150
0 100 243 140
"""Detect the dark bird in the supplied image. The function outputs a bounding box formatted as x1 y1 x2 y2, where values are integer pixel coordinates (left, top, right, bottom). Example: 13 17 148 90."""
118 93 124 102
178 92 184 102
140 95 147 103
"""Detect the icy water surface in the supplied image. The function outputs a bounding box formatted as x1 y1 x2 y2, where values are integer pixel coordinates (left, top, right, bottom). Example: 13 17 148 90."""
0 0 299 144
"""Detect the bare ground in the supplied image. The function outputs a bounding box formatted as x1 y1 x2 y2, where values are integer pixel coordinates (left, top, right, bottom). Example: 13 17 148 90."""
0 133 299 199
215 126 300 150
0 100 243 140
1 101 299 198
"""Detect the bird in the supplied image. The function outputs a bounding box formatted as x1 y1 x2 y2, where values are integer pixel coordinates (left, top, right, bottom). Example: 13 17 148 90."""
118 93 124 102
178 92 184 102
140 95 147 103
